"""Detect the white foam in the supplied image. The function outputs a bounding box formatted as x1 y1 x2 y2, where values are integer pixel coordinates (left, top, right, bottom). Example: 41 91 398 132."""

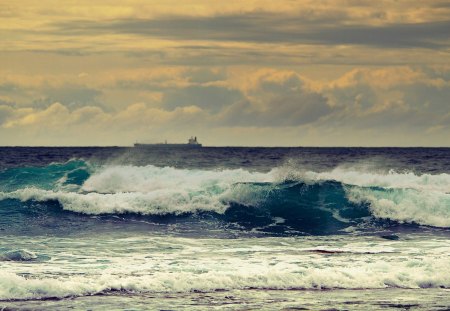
0 165 277 215
272 165 450 227
0 188 229 215
0 256 449 300
2 164 450 227
347 187 450 227
296 167 450 193
81 165 270 194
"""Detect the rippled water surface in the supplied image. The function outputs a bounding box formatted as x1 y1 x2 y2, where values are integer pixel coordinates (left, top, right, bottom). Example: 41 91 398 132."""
0 147 449 310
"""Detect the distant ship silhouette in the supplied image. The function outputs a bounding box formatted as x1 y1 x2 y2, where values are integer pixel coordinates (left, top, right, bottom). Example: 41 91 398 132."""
134 136 202 148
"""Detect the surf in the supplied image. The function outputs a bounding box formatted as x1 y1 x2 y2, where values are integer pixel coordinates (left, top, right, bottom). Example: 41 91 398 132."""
0 160 449 234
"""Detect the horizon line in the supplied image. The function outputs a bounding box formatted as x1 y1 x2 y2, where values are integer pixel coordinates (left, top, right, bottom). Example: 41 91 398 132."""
0 145 449 148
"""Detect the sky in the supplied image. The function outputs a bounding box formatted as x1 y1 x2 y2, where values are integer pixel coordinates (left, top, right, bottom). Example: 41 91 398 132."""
0 1 449 146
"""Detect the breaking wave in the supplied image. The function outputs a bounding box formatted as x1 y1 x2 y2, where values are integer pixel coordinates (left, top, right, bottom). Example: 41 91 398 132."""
1 256 449 300
0 160 449 231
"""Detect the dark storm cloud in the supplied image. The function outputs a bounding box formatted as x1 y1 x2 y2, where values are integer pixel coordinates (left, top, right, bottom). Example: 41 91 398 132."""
53 12 450 49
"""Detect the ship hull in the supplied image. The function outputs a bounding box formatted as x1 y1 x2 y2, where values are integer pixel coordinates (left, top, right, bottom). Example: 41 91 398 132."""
134 143 202 148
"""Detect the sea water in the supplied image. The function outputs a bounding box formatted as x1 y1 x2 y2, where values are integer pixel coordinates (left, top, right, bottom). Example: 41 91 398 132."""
0 147 449 310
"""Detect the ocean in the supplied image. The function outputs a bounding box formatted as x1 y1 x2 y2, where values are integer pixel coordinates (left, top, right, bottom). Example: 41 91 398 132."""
0 147 449 310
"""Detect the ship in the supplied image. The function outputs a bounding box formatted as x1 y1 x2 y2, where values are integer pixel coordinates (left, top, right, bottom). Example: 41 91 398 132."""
134 136 202 148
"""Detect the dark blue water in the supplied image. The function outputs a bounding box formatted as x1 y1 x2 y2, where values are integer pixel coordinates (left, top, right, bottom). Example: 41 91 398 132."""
1 147 450 308
1 146 449 172
0 147 449 237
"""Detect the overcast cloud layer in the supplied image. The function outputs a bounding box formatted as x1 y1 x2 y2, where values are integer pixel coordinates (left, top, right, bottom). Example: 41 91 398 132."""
0 1 449 146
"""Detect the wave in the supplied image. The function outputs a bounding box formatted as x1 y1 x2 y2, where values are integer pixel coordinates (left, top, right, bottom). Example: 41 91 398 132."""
0 160 449 231
347 187 450 228
291 167 450 192
0 159 91 192
1 256 449 300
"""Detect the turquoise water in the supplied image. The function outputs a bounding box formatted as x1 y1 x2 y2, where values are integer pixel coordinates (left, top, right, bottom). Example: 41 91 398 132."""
0 147 449 310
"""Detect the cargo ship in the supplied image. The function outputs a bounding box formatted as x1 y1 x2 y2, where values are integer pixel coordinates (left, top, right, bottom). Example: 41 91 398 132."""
134 136 202 148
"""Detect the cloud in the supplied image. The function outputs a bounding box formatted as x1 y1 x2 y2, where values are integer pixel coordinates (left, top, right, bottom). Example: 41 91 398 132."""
1 1 450 146
3 103 70 128
0 105 15 125
2 1 450 68
0 83 21 93
163 85 242 112
319 67 450 131
0 78 104 110
0 65 449 146
53 13 450 49
184 68 227 84
218 71 333 126
39 85 103 109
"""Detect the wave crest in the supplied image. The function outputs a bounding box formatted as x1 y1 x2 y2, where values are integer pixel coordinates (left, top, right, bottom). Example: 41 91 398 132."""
1 162 449 229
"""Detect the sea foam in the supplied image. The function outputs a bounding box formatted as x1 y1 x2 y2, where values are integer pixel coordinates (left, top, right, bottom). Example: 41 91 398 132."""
1 163 449 227
0 256 449 300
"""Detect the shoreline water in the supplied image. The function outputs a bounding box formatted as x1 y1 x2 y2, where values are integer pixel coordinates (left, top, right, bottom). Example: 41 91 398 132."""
0 147 449 310
2 288 450 310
